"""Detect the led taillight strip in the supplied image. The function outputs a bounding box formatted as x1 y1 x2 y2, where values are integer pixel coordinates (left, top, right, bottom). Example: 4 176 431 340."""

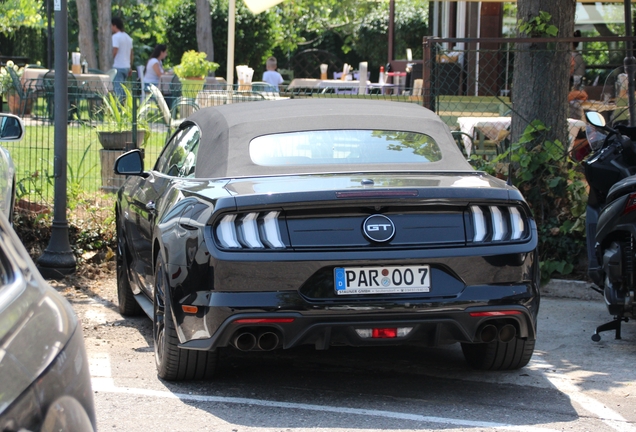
470 205 526 243
216 211 285 250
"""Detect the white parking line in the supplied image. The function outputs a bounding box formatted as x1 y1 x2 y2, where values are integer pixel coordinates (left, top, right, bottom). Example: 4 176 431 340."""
531 359 635 432
91 377 562 432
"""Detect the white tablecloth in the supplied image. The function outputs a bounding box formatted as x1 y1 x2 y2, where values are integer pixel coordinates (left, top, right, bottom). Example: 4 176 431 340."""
457 116 587 156
21 68 111 94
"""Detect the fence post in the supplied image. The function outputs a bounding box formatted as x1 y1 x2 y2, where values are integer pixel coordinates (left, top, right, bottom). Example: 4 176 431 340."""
422 37 434 111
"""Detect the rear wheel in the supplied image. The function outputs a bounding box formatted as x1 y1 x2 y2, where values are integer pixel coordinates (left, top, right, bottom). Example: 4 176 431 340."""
461 338 535 371
153 254 218 381
116 212 142 316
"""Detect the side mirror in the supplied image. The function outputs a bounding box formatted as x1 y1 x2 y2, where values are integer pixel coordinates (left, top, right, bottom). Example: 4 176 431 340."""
0 114 25 142
585 111 606 129
114 149 145 176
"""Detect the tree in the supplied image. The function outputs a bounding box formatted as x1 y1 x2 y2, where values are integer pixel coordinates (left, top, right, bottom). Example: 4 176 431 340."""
511 0 576 147
97 0 112 72
196 0 214 62
77 0 98 69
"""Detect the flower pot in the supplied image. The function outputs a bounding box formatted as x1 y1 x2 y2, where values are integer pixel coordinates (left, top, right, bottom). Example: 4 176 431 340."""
7 91 32 115
97 130 146 150
179 77 205 99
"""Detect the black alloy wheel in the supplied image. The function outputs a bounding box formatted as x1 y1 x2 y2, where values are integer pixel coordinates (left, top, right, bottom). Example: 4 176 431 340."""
116 211 142 316
153 254 218 381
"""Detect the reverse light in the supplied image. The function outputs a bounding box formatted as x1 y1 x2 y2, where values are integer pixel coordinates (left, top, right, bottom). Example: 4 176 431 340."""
355 327 413 338
469 311 522 317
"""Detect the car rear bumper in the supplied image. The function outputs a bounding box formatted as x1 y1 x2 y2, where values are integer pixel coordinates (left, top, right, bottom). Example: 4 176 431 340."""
175 285 539 352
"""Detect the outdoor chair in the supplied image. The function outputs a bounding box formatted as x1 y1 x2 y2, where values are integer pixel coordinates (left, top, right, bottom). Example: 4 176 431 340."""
450 130 471 158
7 67 38 117
106 68 117 82
147 83 199 143
42 70 82 122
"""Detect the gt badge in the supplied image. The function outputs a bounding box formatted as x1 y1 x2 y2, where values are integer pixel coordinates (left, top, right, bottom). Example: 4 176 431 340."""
362 214 395 243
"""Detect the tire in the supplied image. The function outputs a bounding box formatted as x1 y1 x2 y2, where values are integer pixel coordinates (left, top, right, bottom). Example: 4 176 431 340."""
153 254 218 381
116 211 143 316
461 338 535 371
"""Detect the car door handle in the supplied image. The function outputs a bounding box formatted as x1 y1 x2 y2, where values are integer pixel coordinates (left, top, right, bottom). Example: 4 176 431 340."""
146 201 156 212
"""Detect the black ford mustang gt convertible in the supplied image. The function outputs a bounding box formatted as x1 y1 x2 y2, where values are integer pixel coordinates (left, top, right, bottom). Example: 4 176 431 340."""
114 99 539 381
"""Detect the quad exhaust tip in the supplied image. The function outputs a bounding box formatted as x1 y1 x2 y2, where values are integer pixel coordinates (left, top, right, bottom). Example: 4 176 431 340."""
233 332 257 351
232 331 280 351
478 323 517 343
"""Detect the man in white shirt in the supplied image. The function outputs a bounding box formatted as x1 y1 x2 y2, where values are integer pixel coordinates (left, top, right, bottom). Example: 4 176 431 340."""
111 17 133 99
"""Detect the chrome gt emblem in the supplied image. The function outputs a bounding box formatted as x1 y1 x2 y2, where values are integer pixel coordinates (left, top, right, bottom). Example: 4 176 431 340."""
362 214 395 243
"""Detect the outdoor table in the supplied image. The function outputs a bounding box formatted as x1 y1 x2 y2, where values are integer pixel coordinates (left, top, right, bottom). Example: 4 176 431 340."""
22 69 111 95
457 116 586 156
195 90 288 108
288 78 397 95
581 100 618 113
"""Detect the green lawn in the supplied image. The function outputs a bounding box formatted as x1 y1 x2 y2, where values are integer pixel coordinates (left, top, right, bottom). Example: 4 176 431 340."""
5 123 167 205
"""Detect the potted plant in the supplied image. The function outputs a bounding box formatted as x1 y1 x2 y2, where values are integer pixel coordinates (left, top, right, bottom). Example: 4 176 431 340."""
97 85 152 150
173 51 219 98
0 62 30 115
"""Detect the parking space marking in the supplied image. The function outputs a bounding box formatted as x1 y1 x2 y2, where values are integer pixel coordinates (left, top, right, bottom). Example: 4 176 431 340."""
91 378 562 432
532 359 635 432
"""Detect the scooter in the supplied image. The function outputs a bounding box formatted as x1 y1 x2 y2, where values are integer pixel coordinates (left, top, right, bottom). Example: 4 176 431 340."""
583 111 636 341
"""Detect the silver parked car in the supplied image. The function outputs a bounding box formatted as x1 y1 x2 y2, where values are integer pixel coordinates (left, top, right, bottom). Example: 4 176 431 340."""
0 113 20 222
0 113 96 431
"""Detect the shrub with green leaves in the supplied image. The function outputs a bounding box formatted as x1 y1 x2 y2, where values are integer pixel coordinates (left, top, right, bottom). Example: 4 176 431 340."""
472 120 588 284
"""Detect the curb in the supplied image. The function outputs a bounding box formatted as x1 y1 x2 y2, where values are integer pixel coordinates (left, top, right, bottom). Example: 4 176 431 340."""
541 279 600 300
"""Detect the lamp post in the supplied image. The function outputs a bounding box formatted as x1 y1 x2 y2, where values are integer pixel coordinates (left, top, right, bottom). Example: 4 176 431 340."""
36 0 76 278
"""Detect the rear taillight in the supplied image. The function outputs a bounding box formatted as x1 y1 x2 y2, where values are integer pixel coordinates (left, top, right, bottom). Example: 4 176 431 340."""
470 205 528 243
216 211 285 250
623 193 636 215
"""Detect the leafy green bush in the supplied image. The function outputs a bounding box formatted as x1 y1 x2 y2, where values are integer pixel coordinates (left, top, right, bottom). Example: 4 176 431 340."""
174 50 219 79
472 120 588 284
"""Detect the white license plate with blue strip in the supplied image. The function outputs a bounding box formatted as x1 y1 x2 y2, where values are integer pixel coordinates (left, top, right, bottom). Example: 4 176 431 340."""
334 265 431 295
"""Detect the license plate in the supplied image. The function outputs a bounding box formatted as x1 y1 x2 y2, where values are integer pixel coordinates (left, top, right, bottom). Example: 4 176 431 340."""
334 265 431 295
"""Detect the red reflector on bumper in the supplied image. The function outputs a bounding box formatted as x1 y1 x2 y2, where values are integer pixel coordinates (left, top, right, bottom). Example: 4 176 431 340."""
624 193 636 215
372 328 397 338
469 311 522 317
234 318 295 324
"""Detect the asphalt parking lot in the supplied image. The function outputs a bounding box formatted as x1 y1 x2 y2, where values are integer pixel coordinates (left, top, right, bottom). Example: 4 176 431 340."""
53 274 636 432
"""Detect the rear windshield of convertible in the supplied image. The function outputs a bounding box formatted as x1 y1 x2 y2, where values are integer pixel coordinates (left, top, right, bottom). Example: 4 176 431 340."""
249 130 442 166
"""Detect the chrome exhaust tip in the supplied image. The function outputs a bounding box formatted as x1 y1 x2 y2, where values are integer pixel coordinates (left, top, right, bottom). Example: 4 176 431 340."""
233 332 257 351
257 332 279 351
479 324 498 343
497 324 516 343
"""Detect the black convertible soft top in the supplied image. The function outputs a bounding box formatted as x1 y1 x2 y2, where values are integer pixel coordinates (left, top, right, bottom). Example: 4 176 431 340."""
186 98 472 178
